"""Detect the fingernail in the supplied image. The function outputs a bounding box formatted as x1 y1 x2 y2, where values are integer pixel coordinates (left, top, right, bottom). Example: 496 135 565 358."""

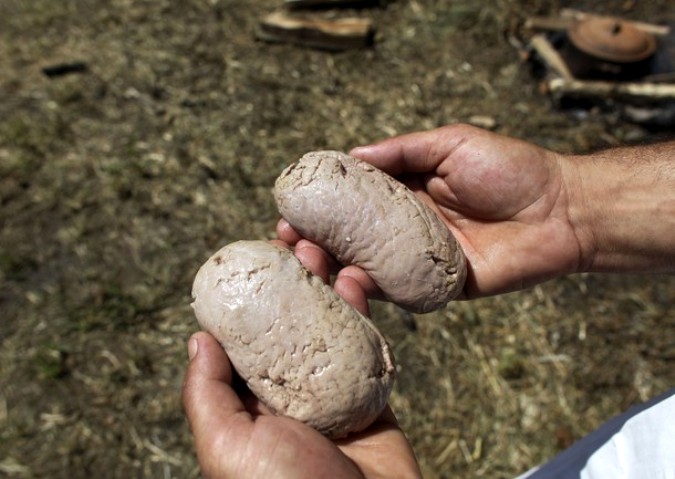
188 336 199 360
349 146 368 156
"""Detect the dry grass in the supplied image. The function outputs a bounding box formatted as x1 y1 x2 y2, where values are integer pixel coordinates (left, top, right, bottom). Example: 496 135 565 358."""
1 0 673 477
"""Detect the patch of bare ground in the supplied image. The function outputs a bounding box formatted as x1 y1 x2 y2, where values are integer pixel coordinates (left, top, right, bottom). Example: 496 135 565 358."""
1 0 673 477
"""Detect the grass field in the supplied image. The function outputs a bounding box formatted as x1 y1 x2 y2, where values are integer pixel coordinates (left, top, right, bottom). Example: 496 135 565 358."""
1 1 673 477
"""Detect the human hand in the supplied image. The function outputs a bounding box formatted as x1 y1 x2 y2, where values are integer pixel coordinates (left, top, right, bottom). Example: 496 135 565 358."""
182 333 420 479
278 124 582 298
183 242 421 479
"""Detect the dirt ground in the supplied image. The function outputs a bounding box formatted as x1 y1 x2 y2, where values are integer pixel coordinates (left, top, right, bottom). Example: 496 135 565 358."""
1 1 673 478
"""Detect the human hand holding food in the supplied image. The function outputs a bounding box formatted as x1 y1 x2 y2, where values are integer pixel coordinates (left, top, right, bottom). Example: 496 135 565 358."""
182 333 421 479
280 124 579 298
274 151 466 313
280 124 675 299
183 259 422 479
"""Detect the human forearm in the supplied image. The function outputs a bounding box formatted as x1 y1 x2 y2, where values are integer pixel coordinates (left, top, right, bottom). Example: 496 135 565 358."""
563 141 675 274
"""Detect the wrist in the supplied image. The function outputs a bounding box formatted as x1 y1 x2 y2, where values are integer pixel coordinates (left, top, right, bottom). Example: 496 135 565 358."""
559 153 597 274
561 143 675 274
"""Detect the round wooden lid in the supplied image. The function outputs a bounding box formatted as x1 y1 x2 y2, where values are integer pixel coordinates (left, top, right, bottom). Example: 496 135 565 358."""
568 18 657 63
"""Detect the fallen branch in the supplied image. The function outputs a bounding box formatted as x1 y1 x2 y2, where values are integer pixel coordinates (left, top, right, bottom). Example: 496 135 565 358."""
548 77 675 101
525 10 670 37
529 34 573 80
560 9 671 36
257 12 374 50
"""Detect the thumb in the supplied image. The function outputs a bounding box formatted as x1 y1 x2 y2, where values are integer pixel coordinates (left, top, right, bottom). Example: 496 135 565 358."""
349 125 471 175
182 332 251 458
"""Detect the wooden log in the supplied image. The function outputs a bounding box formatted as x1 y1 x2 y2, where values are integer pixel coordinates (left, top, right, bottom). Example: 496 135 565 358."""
548 77 675 101
523 16 574 32
525 10 670 37
529 34 573 80
257 11 374 50
285 0 378 8
559 9 671 36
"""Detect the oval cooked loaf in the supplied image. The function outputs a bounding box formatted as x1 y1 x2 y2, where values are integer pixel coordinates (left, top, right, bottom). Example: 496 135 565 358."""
191 240 395 438
274 150 467 313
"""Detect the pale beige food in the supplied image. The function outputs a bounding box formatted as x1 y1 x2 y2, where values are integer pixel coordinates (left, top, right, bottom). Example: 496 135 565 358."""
274 150 467 313
191 240 395 438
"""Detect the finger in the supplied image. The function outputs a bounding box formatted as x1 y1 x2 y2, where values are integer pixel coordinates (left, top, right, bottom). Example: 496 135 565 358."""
335 405 400 447
375 404 400 428
333 273 370 316
294 239 340 282
182 332 251 450
240 388 275 416
269 239 291 250
424 174 453 201
336 265 383 301
349 125 472 175
276 218 303 245
336 404 422 478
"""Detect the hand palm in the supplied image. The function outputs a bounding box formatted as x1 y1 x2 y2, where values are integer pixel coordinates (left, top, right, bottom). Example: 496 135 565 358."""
217 409 417 479
351 125 582 297
183 332 420 479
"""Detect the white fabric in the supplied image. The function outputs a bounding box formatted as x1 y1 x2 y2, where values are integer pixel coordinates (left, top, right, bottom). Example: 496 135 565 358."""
515 391 675 479
580 394 675 479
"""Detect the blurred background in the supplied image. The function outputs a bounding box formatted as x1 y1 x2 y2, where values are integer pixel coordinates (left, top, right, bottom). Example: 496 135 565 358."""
1 1 673 477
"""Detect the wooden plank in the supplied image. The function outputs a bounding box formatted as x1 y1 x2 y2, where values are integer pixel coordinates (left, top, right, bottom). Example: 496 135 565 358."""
257 11 374 50
285 0 377 8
